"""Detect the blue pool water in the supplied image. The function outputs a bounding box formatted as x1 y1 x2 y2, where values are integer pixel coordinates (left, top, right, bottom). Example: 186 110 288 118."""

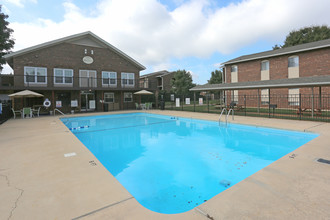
61 113 318 214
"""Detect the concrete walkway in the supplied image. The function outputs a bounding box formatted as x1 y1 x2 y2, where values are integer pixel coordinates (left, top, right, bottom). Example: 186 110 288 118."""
0 110 329 220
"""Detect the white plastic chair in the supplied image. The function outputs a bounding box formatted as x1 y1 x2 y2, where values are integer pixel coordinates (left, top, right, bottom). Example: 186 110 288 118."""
33 107 41 117
12 108 22 119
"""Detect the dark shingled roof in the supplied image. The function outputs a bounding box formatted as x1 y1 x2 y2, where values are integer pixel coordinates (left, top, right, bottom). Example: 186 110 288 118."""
222 38 330 65
190 75 330 91
140 70 172 78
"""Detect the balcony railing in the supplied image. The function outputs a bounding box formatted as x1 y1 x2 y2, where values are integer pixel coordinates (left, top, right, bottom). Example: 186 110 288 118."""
0 74 158 91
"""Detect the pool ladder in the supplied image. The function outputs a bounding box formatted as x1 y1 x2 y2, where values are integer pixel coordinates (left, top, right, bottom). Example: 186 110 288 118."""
54 108 66 116
219 108 234 126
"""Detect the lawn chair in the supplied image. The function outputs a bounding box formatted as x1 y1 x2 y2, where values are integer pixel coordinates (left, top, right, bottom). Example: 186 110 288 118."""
23 107 32 118
12 108 22 119
33 107 41 117
135 103 141 110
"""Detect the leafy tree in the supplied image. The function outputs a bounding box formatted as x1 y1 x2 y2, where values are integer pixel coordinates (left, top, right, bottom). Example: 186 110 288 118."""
208 69 222 84
170 69 195 96
0 5 15 71
273 25 330 49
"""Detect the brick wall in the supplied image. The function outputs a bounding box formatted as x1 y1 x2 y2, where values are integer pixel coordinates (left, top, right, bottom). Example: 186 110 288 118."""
225 47 330 98
13 42 141 88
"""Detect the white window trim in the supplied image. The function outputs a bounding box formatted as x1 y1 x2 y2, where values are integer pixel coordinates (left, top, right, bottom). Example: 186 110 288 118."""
104 92 114 103
24 66 47 85
261 60 269 71
54 68 73 85
124 92 133 102
102 71 117 86
121 72 135 87
79 70 97 87
261 89 269 105
231 65 238 73
288 56 299 68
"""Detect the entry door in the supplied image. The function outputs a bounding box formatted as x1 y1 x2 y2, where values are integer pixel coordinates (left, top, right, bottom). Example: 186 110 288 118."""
81 92 95 111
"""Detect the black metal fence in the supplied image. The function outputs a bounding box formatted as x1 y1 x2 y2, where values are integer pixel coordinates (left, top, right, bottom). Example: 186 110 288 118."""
160 93 330 122
0 103 12 124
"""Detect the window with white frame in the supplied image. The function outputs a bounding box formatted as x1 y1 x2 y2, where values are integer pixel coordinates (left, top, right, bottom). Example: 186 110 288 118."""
231 65 238 83
288 88 300 106
124 92 133 102
261 60 269 71
232 90 238 104
54 68 73 85
79 70 97 87
288 56 299 78
102 71 117 86
104 92 114 103
261 60 270 81
121 72 134 86
24 67 47 84
288 56 299 67
261 89 269 105
231 65 237 72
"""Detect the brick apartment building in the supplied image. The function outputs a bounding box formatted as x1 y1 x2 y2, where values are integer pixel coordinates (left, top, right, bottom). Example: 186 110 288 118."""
139 70 175 106
1 31 146 113
191 39 330 110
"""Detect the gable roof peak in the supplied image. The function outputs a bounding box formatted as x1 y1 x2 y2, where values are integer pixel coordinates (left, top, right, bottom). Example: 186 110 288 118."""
4 31 145 70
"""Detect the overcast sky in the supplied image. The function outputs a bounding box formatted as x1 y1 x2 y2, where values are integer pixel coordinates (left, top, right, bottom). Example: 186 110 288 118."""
2 0 330 84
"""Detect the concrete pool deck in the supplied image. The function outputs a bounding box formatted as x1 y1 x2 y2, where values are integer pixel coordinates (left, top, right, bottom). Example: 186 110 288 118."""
1 110 329 220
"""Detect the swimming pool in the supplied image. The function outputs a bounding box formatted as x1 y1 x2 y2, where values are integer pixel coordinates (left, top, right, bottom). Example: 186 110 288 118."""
61 113 318 214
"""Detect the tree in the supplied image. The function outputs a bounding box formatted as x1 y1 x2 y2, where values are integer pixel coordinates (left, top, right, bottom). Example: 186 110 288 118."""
0 5 15 71
208 69 222 84
170 69 195 96
273 25 330 49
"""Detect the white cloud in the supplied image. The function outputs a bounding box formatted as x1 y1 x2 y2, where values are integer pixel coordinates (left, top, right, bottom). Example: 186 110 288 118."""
4 0 37 8
187 70 199 82
6 0 330 75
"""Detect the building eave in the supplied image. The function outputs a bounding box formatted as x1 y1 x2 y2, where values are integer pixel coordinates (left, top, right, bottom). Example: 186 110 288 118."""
4 31 146 70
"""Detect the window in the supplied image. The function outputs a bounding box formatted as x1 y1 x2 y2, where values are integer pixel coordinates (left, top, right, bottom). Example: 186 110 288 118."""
261 60 269 71
121 72 135 86
288 56 299 67
261 60 270 81
124 92 133 102
261 89 269 105
54 69 73 85
102 71 117 86
79 70 97 87
232 90 238 104
24 67 47 84
288 88 300 106
104 92 114 103
231 65 238 83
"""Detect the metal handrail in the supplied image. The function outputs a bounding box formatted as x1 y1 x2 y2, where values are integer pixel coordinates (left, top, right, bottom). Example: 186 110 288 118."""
54 108 66 116
219 108 227 125
227 109 234 121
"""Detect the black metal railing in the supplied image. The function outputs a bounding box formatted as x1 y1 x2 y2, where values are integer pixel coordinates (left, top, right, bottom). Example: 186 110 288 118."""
160 93 330 122
0 74 158 90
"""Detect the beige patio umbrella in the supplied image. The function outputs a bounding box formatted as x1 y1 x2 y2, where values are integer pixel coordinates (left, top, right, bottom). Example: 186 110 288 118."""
134 90 154 105
8 90 44 98
8 90 44 109
133 90 154 95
